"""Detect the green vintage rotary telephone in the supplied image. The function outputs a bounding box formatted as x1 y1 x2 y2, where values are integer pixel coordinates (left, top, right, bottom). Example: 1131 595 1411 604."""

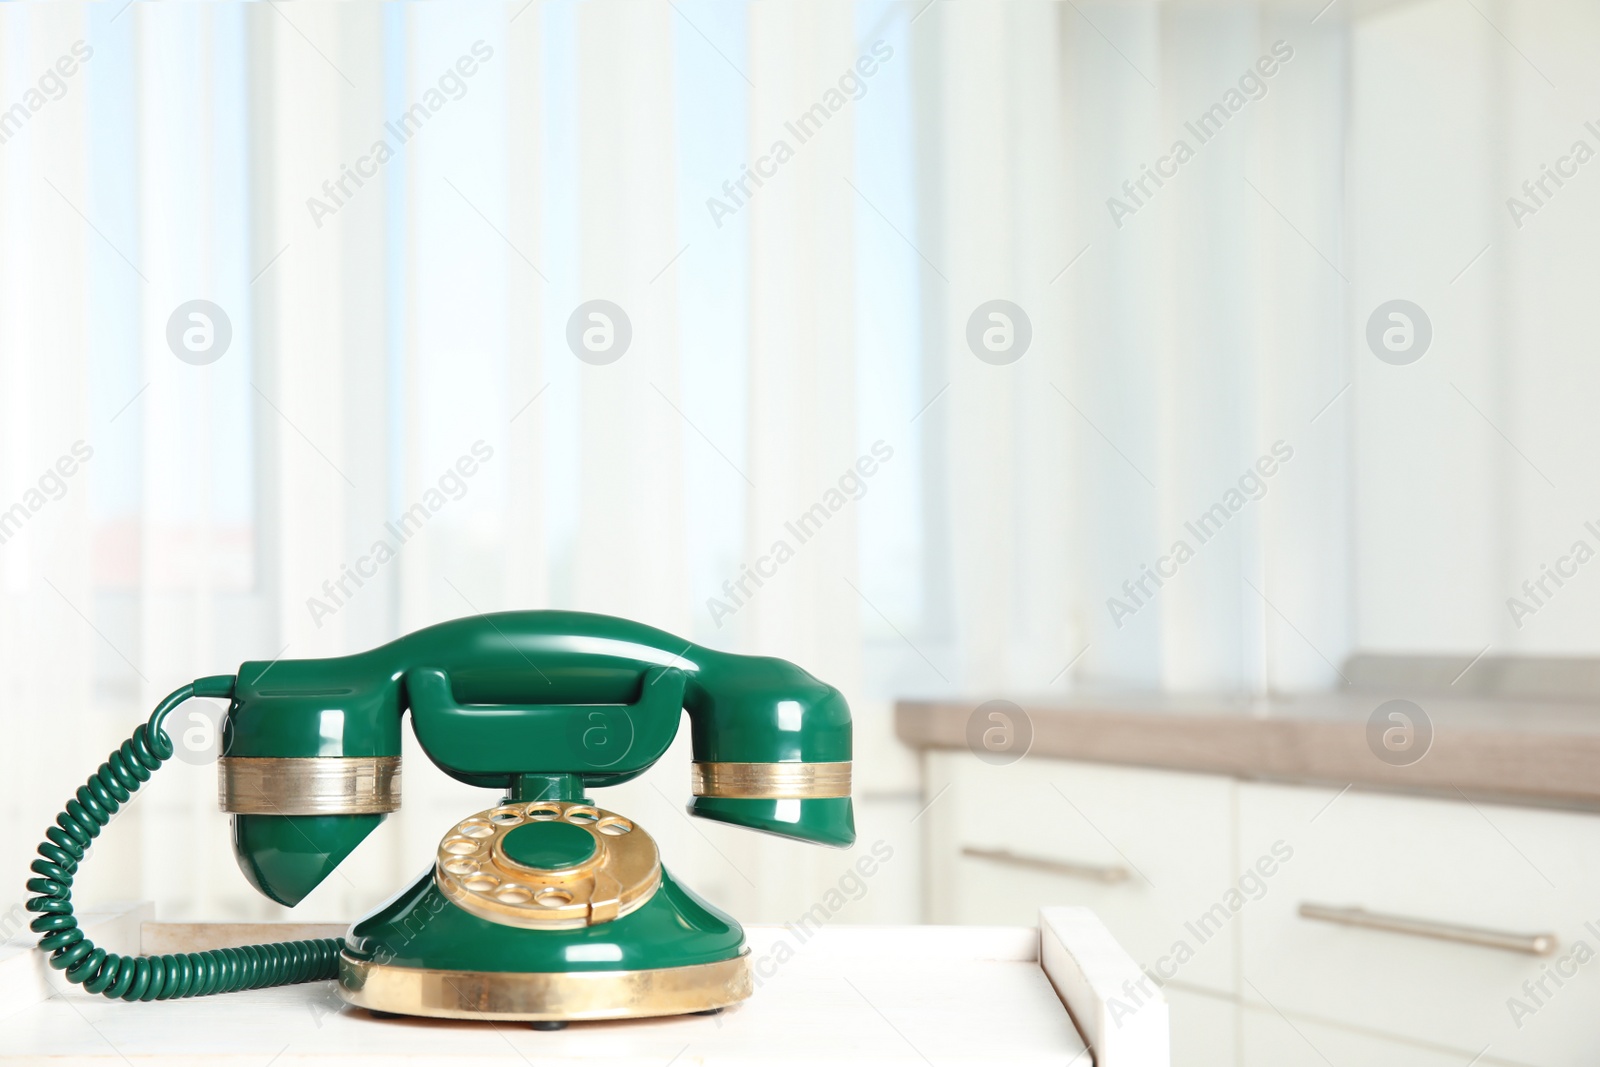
26 611 854 1024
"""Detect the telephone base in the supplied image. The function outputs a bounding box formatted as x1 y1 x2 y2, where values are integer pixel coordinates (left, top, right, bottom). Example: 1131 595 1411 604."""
336 863 751 1022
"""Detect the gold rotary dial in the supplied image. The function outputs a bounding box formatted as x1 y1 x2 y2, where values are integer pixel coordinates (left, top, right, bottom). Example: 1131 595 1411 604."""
434 800 660 929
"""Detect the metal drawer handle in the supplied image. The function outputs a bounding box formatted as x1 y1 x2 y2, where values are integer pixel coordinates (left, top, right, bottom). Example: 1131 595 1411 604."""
1299 903 1558 956
961 846 1130 884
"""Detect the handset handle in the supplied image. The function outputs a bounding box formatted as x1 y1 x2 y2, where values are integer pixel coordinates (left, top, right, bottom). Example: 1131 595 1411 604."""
406 665 687 783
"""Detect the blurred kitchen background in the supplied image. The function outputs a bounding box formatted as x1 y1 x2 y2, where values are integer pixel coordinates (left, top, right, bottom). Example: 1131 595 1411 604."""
4 1 1600 1063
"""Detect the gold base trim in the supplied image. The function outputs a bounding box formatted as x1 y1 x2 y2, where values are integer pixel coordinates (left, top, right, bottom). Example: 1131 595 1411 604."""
337 950 752 1021
691 760 851 799
218 756 401 815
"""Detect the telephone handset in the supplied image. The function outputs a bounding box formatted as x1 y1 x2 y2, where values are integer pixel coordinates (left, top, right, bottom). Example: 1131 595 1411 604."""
27 611 853 1023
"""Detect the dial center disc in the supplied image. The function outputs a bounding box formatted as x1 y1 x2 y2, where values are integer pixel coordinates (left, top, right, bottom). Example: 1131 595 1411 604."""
499 820 597 871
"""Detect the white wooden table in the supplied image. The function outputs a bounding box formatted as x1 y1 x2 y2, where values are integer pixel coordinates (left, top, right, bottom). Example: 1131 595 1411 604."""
0 905 1168 1066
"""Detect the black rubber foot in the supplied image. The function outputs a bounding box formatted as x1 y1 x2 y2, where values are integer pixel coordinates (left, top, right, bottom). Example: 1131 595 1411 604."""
529 1020 568 1031
368 1010 402 1020
694 1008 724 1016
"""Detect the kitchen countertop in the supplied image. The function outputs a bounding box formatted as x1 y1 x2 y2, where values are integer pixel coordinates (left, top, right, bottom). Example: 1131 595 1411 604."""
894 691 1600 812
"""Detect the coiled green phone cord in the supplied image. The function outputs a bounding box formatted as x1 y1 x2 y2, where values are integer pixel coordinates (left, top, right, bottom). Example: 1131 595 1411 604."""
24 682 343 1000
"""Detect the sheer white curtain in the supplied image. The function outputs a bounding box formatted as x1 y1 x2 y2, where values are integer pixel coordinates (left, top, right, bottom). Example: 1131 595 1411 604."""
0 1 892 928
10 0 1528 932
1348 0 1600 658
915 2 1350 699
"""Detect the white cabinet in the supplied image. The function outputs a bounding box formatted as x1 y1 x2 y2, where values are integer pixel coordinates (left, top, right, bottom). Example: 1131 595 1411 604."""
922 752 1600 1067
922 753 1237 994
1239 782 1600 1067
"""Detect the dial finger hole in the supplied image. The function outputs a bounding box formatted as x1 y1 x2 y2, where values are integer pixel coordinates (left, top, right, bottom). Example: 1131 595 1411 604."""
443 838 480 855
597 817 632 836
459 822 494 839
494 884 533 904
442 857 477 875
464 874 500 892
525 805 561 820
565 807 599 823
489 809 524 826
535 888 573 908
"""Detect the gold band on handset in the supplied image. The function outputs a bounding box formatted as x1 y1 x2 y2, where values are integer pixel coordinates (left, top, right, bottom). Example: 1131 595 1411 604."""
218 756 402 815
689 761 851 799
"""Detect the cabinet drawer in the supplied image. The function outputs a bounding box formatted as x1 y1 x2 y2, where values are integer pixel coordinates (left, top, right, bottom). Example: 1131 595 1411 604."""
924 753 1237 993
1240 782 1600 1066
